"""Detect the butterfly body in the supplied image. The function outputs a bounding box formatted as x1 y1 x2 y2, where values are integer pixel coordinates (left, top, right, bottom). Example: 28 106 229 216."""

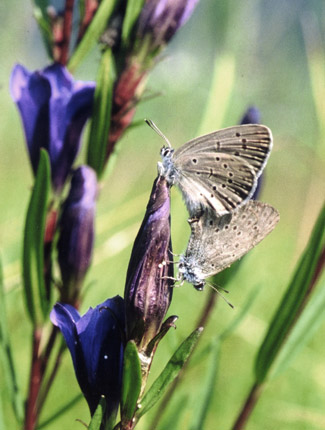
158 124 273 217
178 201 280 290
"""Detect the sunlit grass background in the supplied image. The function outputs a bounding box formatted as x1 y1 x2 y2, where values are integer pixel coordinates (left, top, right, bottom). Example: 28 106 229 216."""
1 0 325 429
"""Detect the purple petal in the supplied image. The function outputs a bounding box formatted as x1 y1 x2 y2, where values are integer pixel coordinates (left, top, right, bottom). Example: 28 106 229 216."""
51 296 125 416
10 64 51 173
50 303 81 365
58 166 97 303
138 0 199 47
240 106 261 125
10 63 95 192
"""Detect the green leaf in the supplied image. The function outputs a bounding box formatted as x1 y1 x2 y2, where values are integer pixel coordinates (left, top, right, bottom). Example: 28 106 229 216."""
0 259 24 423
255 203 325 383
121 0 145 50
270 271 325 379
189 340 221 430
22 150 51 326
0 398 4 430
121 341 142 421
136 327 203 419
33 7 53 59
68 0 119 72
89 397 106 430
37 393 83 429
220 284 261 341
87 48 115 178
157 394 190 430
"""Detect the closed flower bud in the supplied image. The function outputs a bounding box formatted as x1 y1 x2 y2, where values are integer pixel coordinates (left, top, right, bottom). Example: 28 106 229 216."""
58 166 97 304
240 106 261 125
124 175 174 354
136 0 199 54
10 63 95 193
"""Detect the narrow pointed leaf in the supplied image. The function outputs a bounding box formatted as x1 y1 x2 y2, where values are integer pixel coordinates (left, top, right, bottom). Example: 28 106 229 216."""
121 341 142 421
157 394 190 430
0 259 24 422
136 327 203 419
33 7 53 59
121 0 145 50
23 149 51 326
89 397 106 430
0 399 4 430
255 203 325 383
270 272 325 379
87 48 114 178
220 284 260 341
189 340 221 430
37 394 83 429
68 0 118 71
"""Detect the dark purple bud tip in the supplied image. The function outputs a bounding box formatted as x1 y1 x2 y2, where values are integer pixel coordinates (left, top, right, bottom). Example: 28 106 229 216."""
50 296 125 417
137 0 200 52
124 175 174 353
240 106 261 125
10 63 95 193
58 166 97 304
240 106 263 200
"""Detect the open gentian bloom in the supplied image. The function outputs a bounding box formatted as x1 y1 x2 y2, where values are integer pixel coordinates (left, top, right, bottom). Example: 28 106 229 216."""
10 63 95 192
124 175 174 353
58 166 97 304
50 296 125 417
137 0 200 54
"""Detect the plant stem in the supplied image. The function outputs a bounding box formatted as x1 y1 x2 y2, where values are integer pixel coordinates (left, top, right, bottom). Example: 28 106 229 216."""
147 289 217 428
77 0 99 44
59 0 75 65
232 382 264 430
37 343 65 414
24 328 43 430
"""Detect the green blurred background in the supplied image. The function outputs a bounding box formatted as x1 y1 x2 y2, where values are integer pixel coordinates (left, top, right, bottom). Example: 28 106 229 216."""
1 0 325 429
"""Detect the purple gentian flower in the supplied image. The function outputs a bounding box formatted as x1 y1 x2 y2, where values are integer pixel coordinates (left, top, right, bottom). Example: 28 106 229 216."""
10 63 95 192
125 175 174 352
58 166 97 304
50 296 125 417
137 0 199 51
240 106 263 200
240 106 261 125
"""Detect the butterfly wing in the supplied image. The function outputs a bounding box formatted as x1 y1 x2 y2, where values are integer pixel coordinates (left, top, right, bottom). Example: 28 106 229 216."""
170 124 272 216
174 124 272 178
174 152 257 215
185 201 279 279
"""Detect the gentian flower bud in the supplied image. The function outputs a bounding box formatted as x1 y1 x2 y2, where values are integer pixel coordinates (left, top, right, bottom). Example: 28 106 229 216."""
106 1 199 161
240 106 263 200
10 63 95 192
137 0 200 54
124 175 174 354
240 106 261 125
58 166 97 304
50 296 125 418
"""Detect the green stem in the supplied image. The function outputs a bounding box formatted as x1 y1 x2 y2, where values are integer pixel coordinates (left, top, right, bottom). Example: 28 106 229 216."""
231 382 264 430
147 289 217 429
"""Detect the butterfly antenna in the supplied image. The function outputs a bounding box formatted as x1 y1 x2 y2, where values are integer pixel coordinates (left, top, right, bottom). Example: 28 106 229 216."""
145 119 172 148
206 282 234 309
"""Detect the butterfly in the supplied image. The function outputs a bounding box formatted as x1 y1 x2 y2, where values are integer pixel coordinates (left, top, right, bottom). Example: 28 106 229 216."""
146 120 272 217
178 200 280 290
